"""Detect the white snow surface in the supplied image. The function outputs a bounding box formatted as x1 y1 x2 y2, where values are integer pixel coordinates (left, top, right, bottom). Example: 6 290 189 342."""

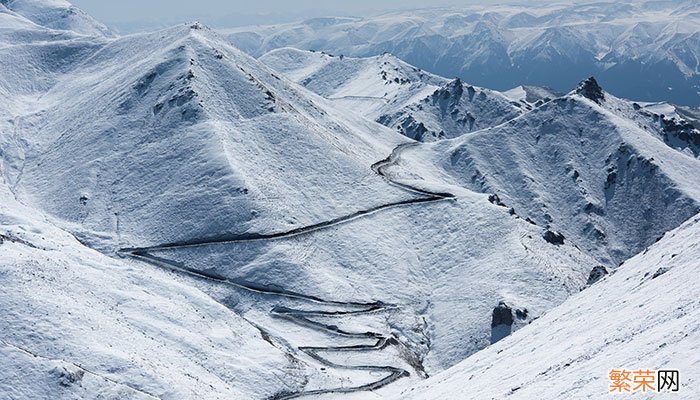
502 85 560 105
388 86 700 266
400 212 700 399
2 21 415 251
0 183 301 399
1 2 699 399
0 3 600 396
0 0 112 37
260 47 522 141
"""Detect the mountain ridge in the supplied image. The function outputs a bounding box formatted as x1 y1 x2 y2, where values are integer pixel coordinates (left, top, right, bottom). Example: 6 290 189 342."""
225 0 700 105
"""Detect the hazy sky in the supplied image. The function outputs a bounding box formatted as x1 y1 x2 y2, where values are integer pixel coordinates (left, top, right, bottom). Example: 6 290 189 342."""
70 0 542 32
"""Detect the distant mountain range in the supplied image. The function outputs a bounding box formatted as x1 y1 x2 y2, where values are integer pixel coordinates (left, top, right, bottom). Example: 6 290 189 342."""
223 0 700 106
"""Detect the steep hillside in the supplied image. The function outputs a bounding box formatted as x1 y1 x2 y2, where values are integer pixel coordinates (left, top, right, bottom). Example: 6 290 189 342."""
400 212 700 399
0 179 304 399
386 78 700 265
261 48 521 141
2 2 698 399
1 3 602 398
377 77 521 141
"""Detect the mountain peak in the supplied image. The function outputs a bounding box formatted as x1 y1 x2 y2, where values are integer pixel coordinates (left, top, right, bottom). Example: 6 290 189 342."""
2 0 113 37
189 21 207 30
575 76 605 103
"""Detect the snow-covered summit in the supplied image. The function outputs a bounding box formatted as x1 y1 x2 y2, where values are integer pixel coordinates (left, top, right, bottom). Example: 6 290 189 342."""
1 0 112 37
261 47 522 141
2 23 413 251
575 76 605 104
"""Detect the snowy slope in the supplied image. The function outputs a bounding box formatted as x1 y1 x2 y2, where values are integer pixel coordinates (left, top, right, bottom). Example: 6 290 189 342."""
0 3 603 398
0 0 112 37
261 48 521 141
399 212 700 399
0 182 304 399
2 22 415 251
128 166 600 381
224 0 700 105
387 78 700 266
260 48 446 102
502 85 561 109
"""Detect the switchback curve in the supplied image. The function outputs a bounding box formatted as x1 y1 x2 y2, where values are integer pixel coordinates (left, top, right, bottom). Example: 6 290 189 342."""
119 142 453 398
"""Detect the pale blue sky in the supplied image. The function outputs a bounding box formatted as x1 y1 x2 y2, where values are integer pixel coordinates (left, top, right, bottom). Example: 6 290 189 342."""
70 0 551 32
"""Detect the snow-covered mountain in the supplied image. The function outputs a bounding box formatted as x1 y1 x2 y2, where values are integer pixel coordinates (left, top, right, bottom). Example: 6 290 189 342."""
260 48 522 141
0 0 113 37
7 22 419 251
0 175 301 399
1 1 699 399
224 0 700 106
384 77 700 266
0 1 597 397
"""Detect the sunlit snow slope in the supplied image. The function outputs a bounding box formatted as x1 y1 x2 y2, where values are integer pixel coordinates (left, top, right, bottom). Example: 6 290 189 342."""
0 0 112 37
400 212 700 399
2 18 415 251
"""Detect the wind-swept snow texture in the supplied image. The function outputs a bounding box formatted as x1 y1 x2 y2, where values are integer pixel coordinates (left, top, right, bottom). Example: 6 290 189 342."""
0 183 303 399
260 48 521 141
400 212 700 399
225 0 700 106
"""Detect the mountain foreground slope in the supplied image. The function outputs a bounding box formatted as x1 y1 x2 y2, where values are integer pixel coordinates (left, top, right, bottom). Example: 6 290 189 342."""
400 212 700 399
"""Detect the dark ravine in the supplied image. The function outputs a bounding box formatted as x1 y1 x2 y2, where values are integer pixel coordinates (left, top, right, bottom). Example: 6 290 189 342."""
119 143 454 398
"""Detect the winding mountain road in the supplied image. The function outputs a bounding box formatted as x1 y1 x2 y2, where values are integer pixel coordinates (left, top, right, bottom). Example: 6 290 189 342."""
120 142 454 399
